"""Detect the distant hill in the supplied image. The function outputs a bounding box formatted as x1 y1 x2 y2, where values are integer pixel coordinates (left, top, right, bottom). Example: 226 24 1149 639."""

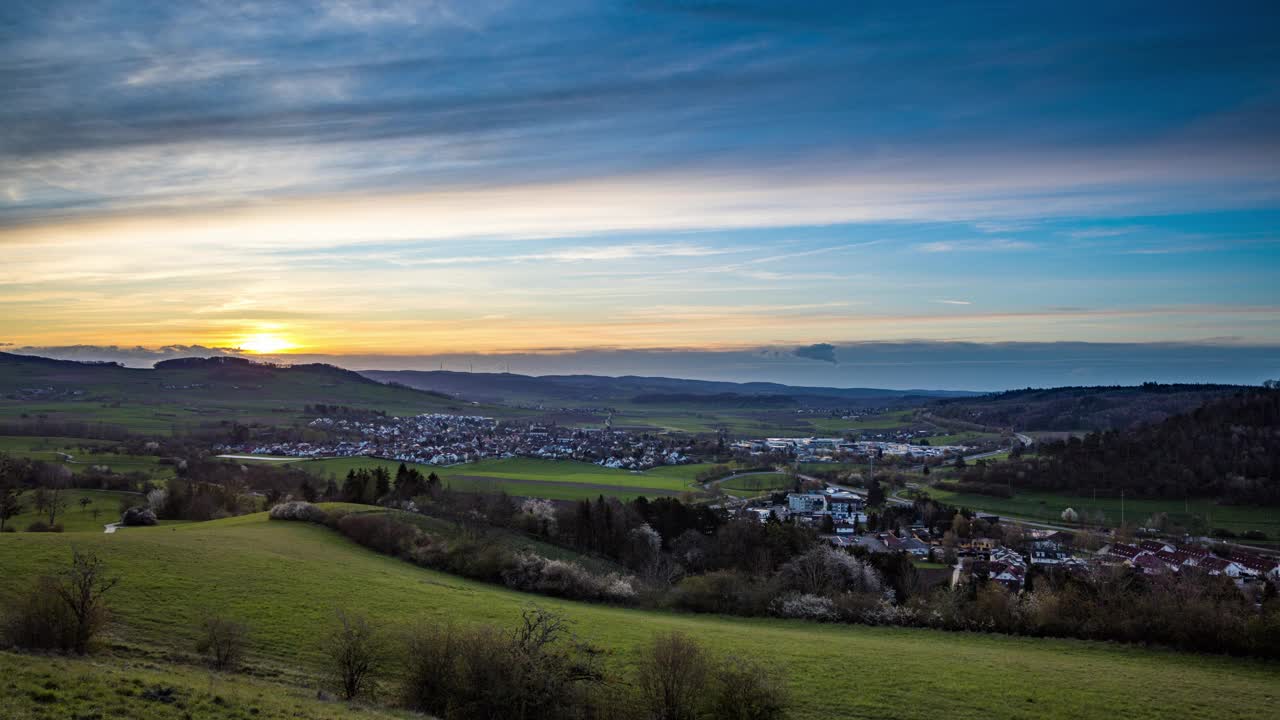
927 383 1250 432
360 369 978 408
956 388 1280 505
0 352 481 436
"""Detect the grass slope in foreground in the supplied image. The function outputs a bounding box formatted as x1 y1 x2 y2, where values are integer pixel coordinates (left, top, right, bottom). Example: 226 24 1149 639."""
0 650 415 720
2 515 1278 720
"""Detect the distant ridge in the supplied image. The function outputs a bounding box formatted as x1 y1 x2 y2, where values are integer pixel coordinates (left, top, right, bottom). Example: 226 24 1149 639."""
360 369 980 407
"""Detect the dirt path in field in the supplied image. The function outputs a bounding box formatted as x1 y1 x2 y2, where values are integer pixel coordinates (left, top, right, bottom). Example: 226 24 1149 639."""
446 474 684 497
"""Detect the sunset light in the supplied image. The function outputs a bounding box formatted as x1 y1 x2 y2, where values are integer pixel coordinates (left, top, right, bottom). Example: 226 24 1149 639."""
236 333 295 355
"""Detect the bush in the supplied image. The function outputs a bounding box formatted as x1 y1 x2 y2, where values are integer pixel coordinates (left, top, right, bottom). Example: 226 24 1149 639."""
336 512 418 556
401 608 610 720
770 593 837 621
2 549 118 654
195 615 249 671
1 577 77 651
25 521 63 533
121 505 158 526
268 501 327 523
634 631 709 720
0 526 14 533
707 655 790 720
323 610 388 701
501 552 636 603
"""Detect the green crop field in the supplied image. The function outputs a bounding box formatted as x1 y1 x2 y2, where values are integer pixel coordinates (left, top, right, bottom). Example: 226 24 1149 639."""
1 514 1277 720
289 457 713 501
925 485 1280 538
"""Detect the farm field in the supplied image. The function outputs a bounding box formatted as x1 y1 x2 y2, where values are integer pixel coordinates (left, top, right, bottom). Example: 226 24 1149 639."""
289 456 712 501
1 514 1278 720
924 485 1280 538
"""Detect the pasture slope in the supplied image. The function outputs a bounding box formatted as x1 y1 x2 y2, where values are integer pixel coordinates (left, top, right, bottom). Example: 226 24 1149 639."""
1 513 1277 720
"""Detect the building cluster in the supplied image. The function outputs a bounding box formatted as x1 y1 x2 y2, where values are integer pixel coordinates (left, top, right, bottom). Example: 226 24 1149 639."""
731 436 969 462
218 412 692 469
1101 539 1280 580
742 486 869 528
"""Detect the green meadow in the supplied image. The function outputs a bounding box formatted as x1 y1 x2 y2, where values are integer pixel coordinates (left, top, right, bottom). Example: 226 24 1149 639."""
289 456 712 501
0 435 171 479
1 514 1277 720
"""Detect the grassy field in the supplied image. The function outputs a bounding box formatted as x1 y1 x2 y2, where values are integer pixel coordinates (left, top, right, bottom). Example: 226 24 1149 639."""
289 456 713 501
1 514 1277 719
720 472 791 492
925 485 1280 537
0 650 415 720
5 489 145 532
0 435 171 479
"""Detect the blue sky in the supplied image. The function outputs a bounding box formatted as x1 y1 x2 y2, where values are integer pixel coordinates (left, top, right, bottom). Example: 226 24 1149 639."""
1 1 1278 387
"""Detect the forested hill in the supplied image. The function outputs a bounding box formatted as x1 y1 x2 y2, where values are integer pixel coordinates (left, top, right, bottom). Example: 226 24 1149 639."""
957 389 1280 504
929 383 1248 432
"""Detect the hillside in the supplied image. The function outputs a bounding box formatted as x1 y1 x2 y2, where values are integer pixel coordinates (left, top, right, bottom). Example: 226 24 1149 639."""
2 514 1278 720
362 370 977 408
954 389 1280 504
0 352 511 436
929 383 1248 432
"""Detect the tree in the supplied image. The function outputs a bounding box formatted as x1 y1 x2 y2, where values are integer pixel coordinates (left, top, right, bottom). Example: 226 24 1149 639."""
299 478 318 503
635 632 709 720
53 548 119 654
0 485 22 532
373 467 391 502
323 609 386 700
195 614 249 671
79 497 92 513
867 481 885 508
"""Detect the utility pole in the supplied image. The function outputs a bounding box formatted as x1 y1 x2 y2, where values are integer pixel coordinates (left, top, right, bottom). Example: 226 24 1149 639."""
1120 490 1125 528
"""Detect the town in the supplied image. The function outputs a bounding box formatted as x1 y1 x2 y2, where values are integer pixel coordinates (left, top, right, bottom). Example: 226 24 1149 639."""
218 412 694 470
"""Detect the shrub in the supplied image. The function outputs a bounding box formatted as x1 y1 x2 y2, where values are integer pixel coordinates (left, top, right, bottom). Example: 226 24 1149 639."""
0 526 14 533
336 512 418 556
1 577 77 651
268 501 327 523
501 552 636 603
195 615 249 671
401 607 608 720
634 631 709 720
121 506 158 526
322 609 388 701
770 593 837 621
25 521 63 533
3 549 118 654
706 655 790 720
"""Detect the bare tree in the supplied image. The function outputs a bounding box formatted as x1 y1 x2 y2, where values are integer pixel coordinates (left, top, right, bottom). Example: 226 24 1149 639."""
53 548 119 654
635 632 709 720
323 609 387 700
195 614 250 671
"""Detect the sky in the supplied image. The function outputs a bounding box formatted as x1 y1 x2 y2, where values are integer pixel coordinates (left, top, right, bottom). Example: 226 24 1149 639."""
2 1 1279 388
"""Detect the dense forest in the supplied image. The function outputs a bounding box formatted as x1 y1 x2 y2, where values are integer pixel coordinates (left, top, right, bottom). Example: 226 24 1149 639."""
930 383 1246 432
955 389 1280 504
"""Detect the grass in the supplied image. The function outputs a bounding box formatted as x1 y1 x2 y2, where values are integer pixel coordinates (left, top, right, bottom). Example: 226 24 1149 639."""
291 456 713 501
3 514 1279 720
720 472 791 492
925 485 1280 537
0 435 171 479
5 489 143 532
0 650 414 720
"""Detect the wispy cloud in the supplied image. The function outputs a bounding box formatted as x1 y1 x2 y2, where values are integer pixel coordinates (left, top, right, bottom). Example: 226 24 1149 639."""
916 239 1035 253
934 299 972 305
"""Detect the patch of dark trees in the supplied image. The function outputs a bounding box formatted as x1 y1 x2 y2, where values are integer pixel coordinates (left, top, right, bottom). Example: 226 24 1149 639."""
956 390 1280 504
930 382 1247 432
